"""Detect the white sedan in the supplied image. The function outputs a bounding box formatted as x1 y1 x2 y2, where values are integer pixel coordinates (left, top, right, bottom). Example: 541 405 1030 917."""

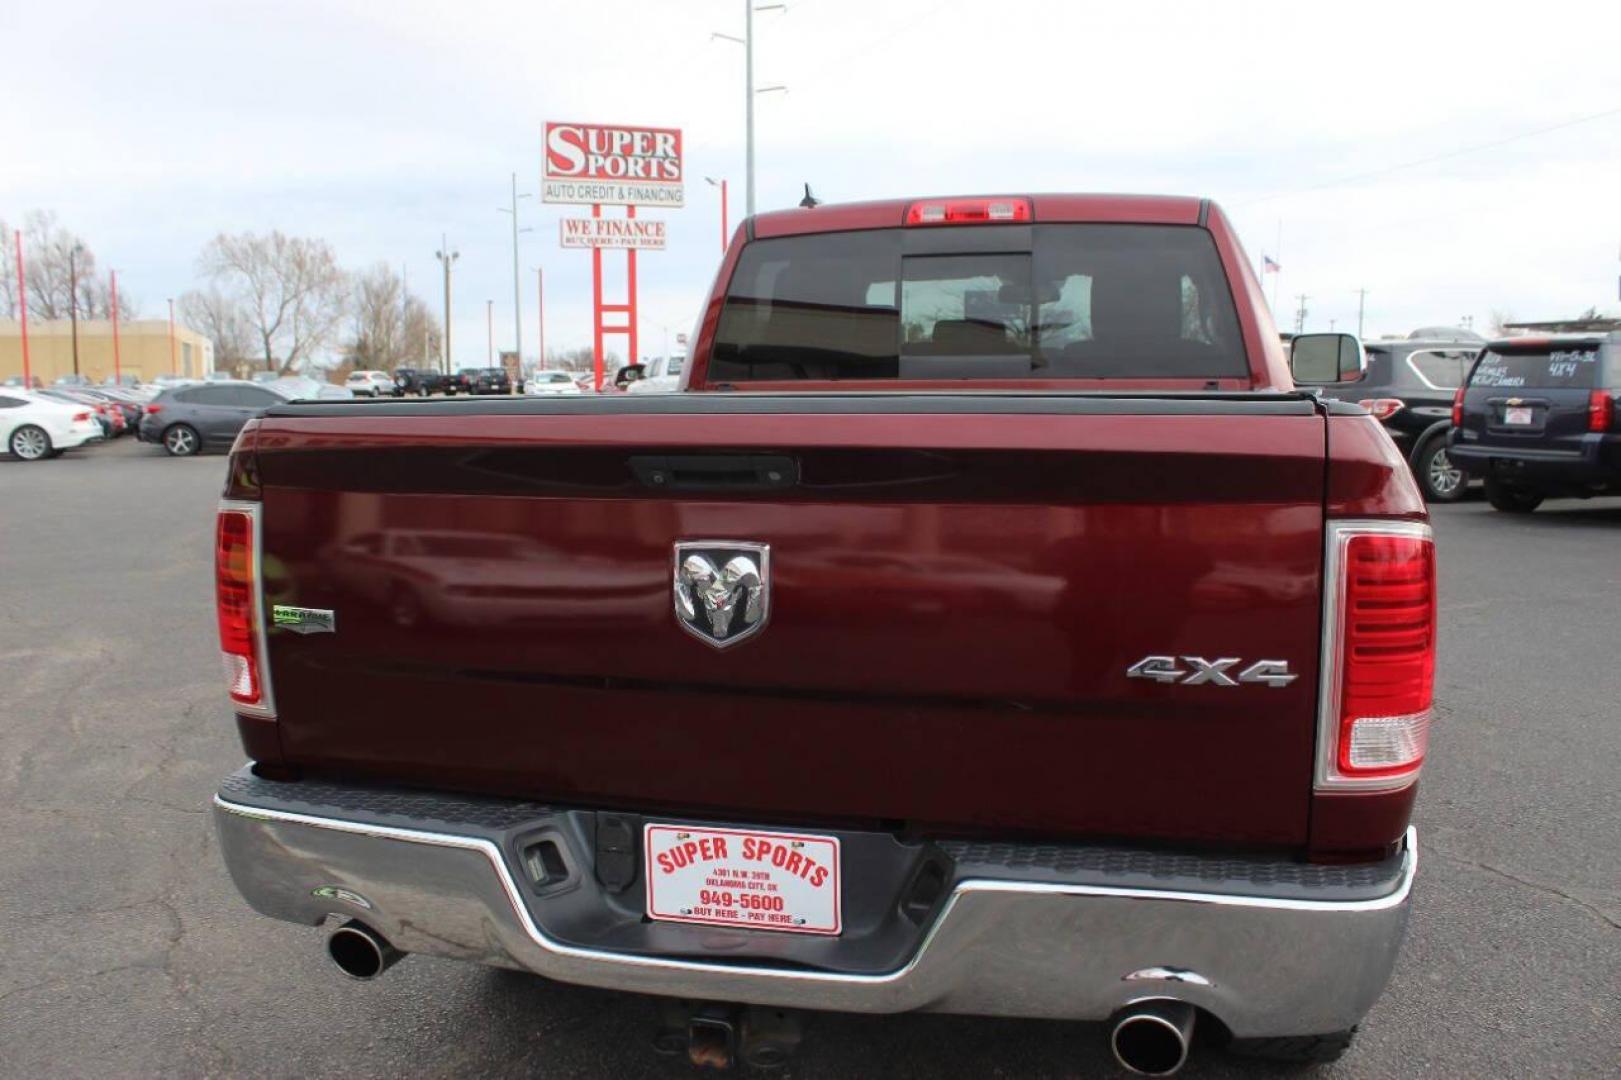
2 391 104 460
524 371 582 396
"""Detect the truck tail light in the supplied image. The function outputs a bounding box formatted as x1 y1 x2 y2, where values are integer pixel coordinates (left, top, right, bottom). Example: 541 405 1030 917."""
1317 522 1435 791
1356 398 1405 421
1451 388 1465 427
216 502 275 718
906 197 1032 226
1588 390 1613 433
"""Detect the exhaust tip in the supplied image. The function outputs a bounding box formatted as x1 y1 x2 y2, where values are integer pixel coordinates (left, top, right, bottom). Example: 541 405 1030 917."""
1110 1000 1195 1076
326 920 402 980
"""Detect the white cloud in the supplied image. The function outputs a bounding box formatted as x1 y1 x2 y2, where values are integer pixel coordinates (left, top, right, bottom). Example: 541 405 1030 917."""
3 0 1618 358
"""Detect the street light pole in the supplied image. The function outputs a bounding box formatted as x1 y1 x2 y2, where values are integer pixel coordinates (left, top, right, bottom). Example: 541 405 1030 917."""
68 242 83 376
13 230 31 388
497 173 533 371
534 267 545 369
715 4 784 217
110 269 122 384
745 0 755 216
435 237 459 376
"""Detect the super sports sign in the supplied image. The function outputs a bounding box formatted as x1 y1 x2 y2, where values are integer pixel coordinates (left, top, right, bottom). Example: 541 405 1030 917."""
543 122 684 208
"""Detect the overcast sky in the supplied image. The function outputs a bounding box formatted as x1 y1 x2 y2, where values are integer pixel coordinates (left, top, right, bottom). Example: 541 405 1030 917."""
3 0 1620 364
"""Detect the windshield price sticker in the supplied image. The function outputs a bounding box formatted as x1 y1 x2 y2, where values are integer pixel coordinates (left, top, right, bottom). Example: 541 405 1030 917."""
644 825 842 936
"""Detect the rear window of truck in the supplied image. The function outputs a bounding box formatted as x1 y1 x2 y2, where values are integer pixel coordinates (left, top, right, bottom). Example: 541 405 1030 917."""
1468 347 1601 390
709 225 1247 381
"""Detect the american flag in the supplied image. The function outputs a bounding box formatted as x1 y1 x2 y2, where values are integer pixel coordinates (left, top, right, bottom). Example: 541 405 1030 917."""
1262 255 1281 274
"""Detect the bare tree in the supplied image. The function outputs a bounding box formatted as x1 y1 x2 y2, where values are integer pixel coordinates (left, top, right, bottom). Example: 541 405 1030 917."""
18 211 124 320
179 287 256 374
1489 309 1519 338
197 230 348 373
348 263 405 370
402 294 442 369
347 263 442 371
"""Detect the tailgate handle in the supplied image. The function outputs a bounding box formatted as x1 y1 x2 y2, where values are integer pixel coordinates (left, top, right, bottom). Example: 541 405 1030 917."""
630 455 798 492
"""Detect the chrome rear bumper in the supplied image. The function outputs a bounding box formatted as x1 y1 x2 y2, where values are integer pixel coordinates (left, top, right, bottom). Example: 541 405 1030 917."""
215 779 1414 1037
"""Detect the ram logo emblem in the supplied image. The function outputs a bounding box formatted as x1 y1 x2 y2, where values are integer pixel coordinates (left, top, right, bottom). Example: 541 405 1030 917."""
673 542 770 649
1126 656 1297 688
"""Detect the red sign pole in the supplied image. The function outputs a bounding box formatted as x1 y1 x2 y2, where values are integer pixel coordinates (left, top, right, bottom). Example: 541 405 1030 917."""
627 205 639 368
591 204 605 392
110 270 122 383
14 230 30 388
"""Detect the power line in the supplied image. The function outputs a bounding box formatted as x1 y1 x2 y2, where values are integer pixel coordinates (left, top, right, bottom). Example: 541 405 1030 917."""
1241 104 1621 207
783 0 961 89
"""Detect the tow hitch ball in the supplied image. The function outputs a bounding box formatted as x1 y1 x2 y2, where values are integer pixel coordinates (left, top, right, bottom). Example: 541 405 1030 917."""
654 1000 803 1070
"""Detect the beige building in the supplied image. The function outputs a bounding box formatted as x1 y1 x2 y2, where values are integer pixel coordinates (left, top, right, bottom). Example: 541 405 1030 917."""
0 318 213 385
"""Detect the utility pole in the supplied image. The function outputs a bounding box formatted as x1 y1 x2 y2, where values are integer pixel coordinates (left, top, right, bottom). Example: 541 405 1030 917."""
435 237 458 375
745 0 755 215
534 267 545 369
1294 294 1309 335
1356 288 1367 340
14 230 31 388
110 269 122 384
497 173 532 368
68 242 83 376
713 4 786 217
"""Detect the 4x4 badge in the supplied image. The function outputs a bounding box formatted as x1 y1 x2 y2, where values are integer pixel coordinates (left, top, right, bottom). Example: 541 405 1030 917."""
1126 655 1296 688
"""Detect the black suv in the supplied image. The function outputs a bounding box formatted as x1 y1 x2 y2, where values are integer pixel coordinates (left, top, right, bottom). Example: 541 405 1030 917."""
465 367 512 395
393 368 458 396
1447 334 1621 513
1305 333 1480 501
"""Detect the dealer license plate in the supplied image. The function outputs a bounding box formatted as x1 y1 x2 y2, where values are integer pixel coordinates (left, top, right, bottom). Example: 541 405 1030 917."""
644 824 842 935
1504 405 1534 425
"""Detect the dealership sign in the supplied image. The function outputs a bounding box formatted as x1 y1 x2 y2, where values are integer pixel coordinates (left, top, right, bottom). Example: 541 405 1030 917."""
543 122 684 207
560 217 668 250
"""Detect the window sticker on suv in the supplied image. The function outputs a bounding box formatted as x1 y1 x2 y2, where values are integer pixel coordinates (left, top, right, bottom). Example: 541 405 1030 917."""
1470 348 1598 389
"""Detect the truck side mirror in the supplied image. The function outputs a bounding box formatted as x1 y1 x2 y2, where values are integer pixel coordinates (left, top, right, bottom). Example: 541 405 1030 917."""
1290 333 1365 384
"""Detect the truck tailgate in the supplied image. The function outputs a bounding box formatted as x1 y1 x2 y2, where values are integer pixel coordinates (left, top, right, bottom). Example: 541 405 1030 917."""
253 395 1326 846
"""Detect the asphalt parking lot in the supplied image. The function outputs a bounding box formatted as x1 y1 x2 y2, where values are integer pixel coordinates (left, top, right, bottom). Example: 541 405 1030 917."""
2 437 1617 1079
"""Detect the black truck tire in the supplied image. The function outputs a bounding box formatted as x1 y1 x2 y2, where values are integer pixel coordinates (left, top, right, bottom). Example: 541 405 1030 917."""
1484 477 1543 514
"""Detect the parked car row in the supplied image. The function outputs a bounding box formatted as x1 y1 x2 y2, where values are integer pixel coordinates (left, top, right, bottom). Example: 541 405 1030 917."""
3 374 359 460
1292 328 1621 512
0 389 106 460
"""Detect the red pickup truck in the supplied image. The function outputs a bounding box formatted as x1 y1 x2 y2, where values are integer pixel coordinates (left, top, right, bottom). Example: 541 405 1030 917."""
213 195 1434 1075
